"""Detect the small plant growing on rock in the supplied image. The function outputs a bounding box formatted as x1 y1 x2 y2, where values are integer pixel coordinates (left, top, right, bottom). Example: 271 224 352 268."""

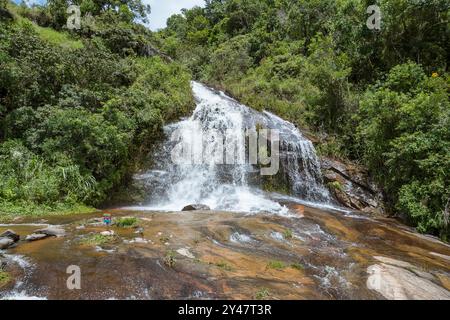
159 235 170 244
283 229 293 239
291 263 304 270
81 234 118 246
266 260 286 270
327 181 344 192
115 217 138 228
0 271 10 288
164 251 176 268
214 261 233 271
255 288 270 300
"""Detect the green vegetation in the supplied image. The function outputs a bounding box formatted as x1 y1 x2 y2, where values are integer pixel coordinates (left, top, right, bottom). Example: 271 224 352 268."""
283 229 293 240
358 63 449 238
0 270 11 287
266 260 286 270
327 181 344 192
80 233 117 246
1 0 449 240
115 217 138 228
164 250 176 268
0 1 193 218
255 288 270 300
159 235 171 244
34 24 83 49
0 203 94 223
291 263 305 271
157 0 450 240
214 261 233 271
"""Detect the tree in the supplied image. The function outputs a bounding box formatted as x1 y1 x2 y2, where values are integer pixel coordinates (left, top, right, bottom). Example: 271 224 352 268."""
358 62 450 238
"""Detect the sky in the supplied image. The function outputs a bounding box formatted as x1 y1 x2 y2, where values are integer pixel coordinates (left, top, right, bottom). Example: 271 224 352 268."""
145 0 205 31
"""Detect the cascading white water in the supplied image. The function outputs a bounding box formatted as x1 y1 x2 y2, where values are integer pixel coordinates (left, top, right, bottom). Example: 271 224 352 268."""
132 82 330 213
262 111 330 201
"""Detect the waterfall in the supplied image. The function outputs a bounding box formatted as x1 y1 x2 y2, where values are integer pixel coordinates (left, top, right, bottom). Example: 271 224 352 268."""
133 82 330 213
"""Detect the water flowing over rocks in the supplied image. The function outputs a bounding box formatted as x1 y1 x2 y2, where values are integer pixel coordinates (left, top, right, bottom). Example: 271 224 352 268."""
0 83 448 300
0 207 449 300
130 82 330 213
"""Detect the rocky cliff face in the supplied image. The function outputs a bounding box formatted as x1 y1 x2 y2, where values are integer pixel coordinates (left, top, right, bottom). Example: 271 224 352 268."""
321 157 386 215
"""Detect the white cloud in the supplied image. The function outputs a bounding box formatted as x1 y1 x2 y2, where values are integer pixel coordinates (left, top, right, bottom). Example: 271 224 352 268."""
145 0 205 31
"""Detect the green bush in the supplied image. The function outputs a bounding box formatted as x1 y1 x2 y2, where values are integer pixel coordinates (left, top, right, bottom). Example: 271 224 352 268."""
0 8 193 218
115 217 138 228
357 63 450 239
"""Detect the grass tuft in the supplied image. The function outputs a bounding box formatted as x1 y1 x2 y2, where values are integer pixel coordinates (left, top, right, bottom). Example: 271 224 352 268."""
80 233 117 246
283 229 293 239
164 250 176 268
115 217 138 228
255 288 270 300
0 271 11 287
266 260 286 270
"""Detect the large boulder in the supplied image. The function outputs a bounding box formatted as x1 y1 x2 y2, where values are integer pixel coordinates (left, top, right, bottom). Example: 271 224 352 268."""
182 204 211 211
0 237 15 249
0 230 20 242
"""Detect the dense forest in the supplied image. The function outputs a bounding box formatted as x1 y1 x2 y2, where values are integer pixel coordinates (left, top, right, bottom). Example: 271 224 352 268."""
0 0 194 217
0 0 449 240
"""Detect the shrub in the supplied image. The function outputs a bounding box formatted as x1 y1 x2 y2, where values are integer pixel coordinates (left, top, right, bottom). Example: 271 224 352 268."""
115 217 138 228
358 63 450 238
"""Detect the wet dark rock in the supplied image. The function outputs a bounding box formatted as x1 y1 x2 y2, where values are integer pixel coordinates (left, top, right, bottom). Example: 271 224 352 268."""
321 157 385 215
182 204 211 211
0 237 15 249
25 233 49 241
0 230 20 243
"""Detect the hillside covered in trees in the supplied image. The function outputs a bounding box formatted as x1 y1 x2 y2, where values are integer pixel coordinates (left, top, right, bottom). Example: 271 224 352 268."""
156 0 450 240
0 0 449 240
0 0 194 217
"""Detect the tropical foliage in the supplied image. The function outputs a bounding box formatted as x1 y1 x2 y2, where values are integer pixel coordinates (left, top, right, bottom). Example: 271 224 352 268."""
0 1 193 218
